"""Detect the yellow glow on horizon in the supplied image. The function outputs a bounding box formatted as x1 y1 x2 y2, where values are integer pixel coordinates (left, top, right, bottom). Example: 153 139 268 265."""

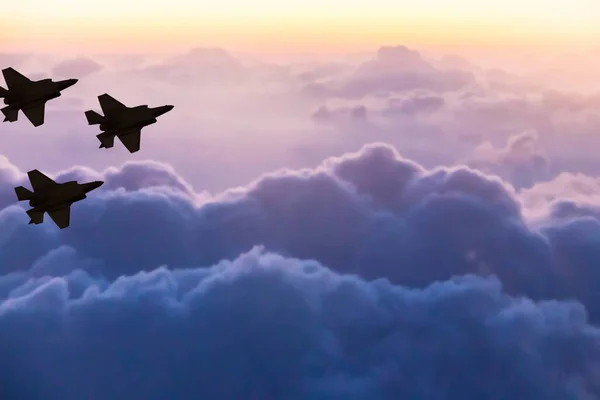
3 0 600 53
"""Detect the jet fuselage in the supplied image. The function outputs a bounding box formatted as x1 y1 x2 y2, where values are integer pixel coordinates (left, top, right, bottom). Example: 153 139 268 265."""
99 106 157 134
3 79 76 109
27 181 102 211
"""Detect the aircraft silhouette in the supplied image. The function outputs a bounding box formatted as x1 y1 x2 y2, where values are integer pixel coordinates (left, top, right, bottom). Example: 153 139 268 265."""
85 93 174 153
14 169 103 229
0 67 78 127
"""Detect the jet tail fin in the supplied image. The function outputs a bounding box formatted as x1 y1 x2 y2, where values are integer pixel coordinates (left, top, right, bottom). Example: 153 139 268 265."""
1 106 18 122
14 186 33 201
96 132 115 149
85 110 104 125
0 86 7 98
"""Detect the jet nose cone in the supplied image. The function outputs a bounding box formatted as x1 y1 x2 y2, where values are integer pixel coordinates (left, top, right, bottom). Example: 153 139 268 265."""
86 180 104 192
59 78 78 90
154 105 174 117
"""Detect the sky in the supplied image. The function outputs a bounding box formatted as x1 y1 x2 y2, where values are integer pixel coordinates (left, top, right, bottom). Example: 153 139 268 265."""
4 0 600 53
2 2 600 399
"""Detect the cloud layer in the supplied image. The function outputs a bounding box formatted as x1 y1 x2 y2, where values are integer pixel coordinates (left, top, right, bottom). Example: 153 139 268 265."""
3 143 600 398
2 45 599 192
2 248 598 399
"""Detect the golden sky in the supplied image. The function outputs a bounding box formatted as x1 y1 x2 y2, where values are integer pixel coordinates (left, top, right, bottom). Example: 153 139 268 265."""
3 0 600 53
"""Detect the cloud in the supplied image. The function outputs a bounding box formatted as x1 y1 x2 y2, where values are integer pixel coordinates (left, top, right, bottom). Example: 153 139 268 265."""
4 143 600 396
50 57 104 79
1 143 600 316
311 104 369 122
2 247 600 399
309 46 476 99
467 131 550 189
437 54 480 71
296 61 354 83
0 53 32 69
382 94 446 117
131 47 249 85
2 45 600 196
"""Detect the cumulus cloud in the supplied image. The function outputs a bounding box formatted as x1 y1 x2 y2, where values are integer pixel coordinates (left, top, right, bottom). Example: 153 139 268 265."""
2 44 600 195
2 247 600 399
308 46 476 100
130 47 249 85
437 54 480 71
0 53 32 69
4 143 600 396
4 143 600 397
468 131 550 189
1 143 600 311
311 104 368 123
50 57 104 79
383 94 446 117
296 61 354 83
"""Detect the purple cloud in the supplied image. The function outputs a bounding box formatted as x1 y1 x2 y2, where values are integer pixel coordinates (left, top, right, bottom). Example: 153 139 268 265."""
3 143 600 398
51 57 104 79
467 131 550 189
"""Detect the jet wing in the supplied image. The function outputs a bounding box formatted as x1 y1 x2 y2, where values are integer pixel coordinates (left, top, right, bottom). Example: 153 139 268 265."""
48 205 71 229
2 67 31 89
21 103 46 127
27 169 56 191
98 94 127 115
117 129 141 153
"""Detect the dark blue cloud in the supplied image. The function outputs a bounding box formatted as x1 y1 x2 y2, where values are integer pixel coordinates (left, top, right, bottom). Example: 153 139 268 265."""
1 248 599 399
3 143 600 397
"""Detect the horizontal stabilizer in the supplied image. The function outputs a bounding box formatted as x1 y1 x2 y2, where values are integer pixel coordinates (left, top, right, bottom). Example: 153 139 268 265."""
0 86 7 98
26 209 44 225
85 110 104 125
48 206 71 229
22 104 45 127
1 107 18 122
117 129 142 153
97 132 115 148
14 186 33 201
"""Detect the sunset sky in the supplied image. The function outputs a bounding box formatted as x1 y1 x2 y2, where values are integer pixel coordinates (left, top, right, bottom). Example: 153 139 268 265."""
4 0 600 397
4 0 600 53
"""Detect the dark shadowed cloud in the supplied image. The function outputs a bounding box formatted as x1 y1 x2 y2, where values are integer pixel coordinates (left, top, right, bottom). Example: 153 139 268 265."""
2 248 598 399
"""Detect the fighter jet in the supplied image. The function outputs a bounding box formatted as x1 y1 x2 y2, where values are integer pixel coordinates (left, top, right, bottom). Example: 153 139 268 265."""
0 67 78 127
85 93 174 153
14 169 103 229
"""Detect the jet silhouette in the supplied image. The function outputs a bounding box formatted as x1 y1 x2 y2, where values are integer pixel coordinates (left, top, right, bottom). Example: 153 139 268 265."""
0 67 78 127
14 169 103 229
85 93 174 153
